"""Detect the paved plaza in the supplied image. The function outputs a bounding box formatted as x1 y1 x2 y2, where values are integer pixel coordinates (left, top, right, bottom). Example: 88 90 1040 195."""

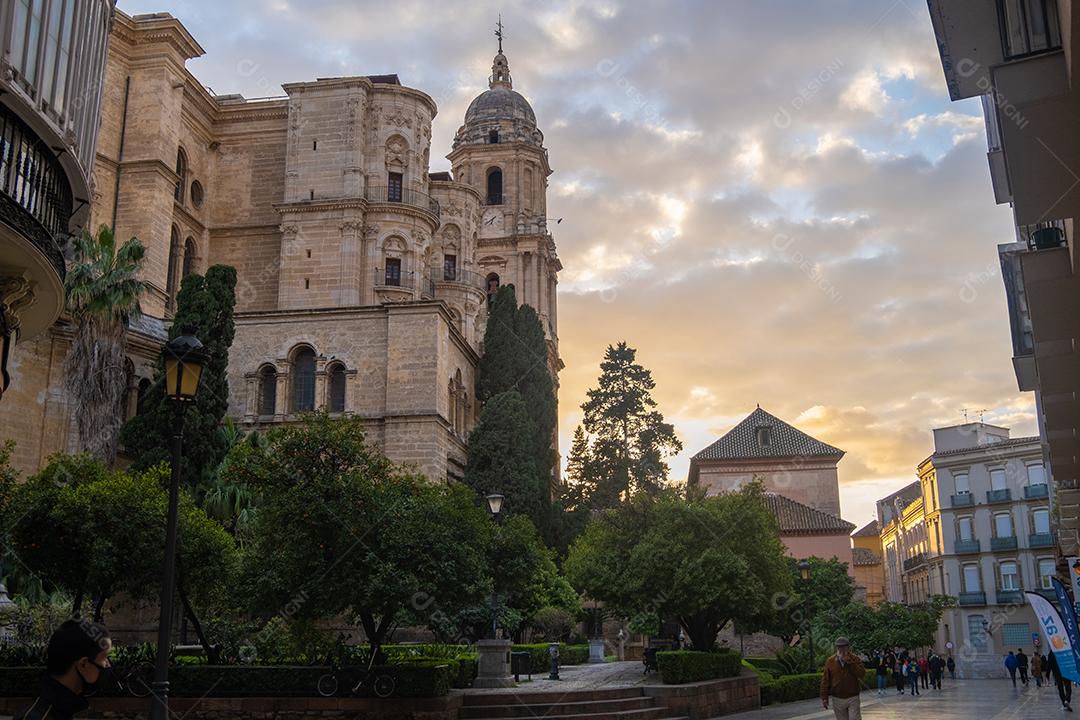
726 678 1075 719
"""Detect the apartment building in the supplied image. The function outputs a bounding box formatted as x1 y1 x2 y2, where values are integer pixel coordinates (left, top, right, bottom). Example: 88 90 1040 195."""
928 0 1080 559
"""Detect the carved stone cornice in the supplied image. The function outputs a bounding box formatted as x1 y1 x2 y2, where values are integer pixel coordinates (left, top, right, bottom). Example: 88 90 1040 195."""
274 198 369 214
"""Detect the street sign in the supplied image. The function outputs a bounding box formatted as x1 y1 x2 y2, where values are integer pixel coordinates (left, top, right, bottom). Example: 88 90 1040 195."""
945 641 953 650
1034 632 1041 647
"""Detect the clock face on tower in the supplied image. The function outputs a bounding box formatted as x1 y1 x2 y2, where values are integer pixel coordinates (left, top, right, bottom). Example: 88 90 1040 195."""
481 208 502 235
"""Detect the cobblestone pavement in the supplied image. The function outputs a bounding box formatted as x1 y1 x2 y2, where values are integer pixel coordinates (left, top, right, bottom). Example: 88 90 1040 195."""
724 678 1076 719
459 660 650 694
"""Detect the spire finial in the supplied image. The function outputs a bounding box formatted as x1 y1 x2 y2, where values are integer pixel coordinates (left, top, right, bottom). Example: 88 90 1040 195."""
495 15 504 54
489 17 512 89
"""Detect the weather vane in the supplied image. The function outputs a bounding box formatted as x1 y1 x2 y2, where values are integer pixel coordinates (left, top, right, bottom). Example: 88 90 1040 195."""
495 15 505 53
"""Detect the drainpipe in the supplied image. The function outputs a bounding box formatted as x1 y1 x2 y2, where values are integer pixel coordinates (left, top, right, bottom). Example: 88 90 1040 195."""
111 76 131 231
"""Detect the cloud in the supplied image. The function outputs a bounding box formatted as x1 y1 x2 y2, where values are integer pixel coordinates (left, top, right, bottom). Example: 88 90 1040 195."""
115 0 1036 525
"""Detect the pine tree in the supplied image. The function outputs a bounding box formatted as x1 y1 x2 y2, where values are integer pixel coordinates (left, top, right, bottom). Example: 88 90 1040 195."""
120 265 237 488
463 391 543 525
580 341 682 503
477 285 519 402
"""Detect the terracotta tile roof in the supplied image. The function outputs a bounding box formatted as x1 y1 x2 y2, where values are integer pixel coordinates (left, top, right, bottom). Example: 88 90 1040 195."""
692 407 844 461
763 492 856 536
852 547 881 566
852 519 879 538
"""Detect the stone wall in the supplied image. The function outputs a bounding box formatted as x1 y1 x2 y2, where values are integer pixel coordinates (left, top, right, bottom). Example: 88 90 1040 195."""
643 671 760 719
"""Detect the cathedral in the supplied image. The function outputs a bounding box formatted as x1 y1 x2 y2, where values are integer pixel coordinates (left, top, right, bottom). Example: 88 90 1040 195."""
0 10 561 482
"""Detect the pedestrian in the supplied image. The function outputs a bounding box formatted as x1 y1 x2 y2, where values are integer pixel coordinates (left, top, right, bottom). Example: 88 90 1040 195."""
918 655 929 689
1031 651 1042 688
14 619 112 720
820 637 866 720
947 655 956 679
1046 651 1074 712
875 649 890 696
1004 651 1018 688
1045 653 1053 684
894 651 906 694
907 657 920 696
928 651 944 690
1017 648 1029 686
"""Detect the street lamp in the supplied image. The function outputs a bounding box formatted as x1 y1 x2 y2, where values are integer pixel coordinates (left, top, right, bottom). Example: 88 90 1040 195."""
798 559 814 673
150 333 207 720
484 493 505 639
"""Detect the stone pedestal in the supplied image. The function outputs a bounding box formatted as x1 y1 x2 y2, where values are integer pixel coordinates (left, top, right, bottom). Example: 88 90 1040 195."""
474 638 515 688
589 638 607 663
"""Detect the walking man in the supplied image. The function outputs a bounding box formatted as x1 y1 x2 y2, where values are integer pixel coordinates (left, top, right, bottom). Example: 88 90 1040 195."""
928 651 944 690
1031 651 1042 688
14 619 113 720
918 655 929 689
1017 648 1029 686
1046 651 1074 712
875 650 889 696
820 637 866 719
1005 651 1019 688
946 655 956 679
894 650 905 694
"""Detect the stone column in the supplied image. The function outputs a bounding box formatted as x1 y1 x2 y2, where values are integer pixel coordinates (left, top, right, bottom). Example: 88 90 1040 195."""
475 639 514 688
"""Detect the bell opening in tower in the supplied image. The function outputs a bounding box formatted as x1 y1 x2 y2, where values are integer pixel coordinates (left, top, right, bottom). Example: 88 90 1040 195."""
486 167 503 205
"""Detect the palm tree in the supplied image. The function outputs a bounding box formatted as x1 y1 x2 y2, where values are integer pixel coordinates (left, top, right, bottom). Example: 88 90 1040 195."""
63 225 147 464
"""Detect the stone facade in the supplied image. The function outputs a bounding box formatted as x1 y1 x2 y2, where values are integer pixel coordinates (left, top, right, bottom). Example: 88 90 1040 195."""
0 9 561 482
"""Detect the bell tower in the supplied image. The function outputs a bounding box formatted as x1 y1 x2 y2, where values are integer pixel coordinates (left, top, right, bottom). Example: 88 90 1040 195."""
447 22 560 361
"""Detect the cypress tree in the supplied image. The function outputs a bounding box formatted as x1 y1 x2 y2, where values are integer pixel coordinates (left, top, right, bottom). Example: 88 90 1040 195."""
513 304 557 491
463 391 543 525
477 285 519 402
120 265 237 487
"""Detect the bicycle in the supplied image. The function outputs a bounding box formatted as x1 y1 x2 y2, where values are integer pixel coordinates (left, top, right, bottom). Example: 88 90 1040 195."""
315 635 396 699
115 659 156 698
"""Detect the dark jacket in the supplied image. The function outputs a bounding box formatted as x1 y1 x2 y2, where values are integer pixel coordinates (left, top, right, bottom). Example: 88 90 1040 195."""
1017 651 1028 669
1047 651 1068 682
14 675 89 720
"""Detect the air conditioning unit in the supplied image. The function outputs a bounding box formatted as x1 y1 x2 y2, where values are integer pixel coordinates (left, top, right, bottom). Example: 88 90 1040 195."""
1031 226 1065 250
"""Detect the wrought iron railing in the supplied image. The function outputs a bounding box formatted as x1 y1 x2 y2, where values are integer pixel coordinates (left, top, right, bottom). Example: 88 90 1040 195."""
374 268 435 298
0 103 71 278
364 185 440 219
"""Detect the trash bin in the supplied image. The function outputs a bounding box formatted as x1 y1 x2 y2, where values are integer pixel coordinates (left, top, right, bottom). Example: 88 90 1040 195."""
510 651 532 682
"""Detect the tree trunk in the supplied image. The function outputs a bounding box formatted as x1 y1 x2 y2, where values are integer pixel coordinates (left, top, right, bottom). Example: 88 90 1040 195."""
680 611 722 652
178 583 219 664
93 595 107 622
71 586 85 618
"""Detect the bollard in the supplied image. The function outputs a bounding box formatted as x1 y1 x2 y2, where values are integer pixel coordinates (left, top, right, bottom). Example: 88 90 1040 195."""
549 642 560 680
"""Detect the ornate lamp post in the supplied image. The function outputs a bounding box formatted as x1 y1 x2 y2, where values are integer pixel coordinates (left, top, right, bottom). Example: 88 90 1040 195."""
798 559 814 674
475 493 514 688
150 333 207 720
484 493 504 638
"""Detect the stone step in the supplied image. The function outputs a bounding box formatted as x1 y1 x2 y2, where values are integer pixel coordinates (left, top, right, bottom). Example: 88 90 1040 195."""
460 696 656 718
463 687 643 706
462 707 671 720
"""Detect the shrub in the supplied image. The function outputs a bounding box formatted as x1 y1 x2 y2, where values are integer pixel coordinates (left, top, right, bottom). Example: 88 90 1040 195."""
745 656 785 677
657 649 742 685
759 672 820 705
0 667 43 695
531 606 574 641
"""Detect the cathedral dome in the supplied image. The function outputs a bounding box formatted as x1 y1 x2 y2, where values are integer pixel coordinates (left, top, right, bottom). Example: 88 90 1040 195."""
464 85 536 126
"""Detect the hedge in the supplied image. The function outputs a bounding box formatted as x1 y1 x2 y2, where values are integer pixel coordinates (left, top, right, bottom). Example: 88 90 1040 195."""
0 664 453 698
656 649 742 685
511 644 588 674
759 668 877 705
745 657 785 677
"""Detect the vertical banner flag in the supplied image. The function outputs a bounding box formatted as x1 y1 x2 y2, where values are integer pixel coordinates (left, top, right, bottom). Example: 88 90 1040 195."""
1027 586 1080 683
1069 557 1080 616
1053 576 1080 667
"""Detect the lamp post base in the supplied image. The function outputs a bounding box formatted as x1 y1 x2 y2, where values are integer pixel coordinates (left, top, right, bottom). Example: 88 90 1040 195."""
475 639 515 688
588 638 607 663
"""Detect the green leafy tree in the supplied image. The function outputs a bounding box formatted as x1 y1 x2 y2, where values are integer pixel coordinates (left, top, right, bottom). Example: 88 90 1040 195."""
815 595 956 655
464 391 543 524
548 426 593 556
121 265 237 487
580 342 682 504
565 482 790 651
477 285 520 402
240 413 491 656
764 556 856 644
63 225 147 464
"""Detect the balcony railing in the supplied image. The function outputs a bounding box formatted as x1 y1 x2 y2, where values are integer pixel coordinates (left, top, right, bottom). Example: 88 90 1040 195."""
1029 532 1055 548
951 493 974 508
1025 483 1049 499
987 489 1012 504
365 184 440 220
1022 219 1067 251
955 539 981 554
991 535 1019 551
374 268 435 298
958 591 987 606
903 553 927 572
435 267 484 288
996 589 1024 605
0 103 71 279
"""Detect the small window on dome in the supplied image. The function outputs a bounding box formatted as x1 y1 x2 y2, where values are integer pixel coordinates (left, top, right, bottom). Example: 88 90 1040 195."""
489 129 499 144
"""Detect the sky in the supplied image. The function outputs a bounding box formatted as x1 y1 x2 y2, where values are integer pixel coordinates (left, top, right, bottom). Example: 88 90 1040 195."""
117 0 1036 529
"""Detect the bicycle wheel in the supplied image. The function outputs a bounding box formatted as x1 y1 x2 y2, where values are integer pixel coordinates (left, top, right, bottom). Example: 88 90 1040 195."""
372 674 395 699
316 673 339 697
128 661 155 698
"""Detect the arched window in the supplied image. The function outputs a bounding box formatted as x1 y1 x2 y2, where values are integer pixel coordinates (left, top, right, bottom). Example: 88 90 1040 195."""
489 129 499 144
182 238 196 279
136 377 152 414
258 365 277 416
486 273 500 306
328 363 346 413
291 348 316 412
486 167 502 205
174 147 188 203
166 225 181 309
454 369 465 435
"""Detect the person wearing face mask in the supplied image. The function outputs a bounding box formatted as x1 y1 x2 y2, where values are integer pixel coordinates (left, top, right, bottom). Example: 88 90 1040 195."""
15 619 113 720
